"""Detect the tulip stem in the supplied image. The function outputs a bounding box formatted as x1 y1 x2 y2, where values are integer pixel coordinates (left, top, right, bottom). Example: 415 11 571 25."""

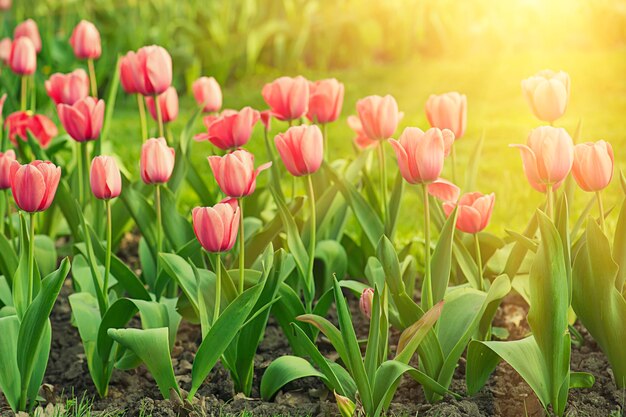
87 58 98 98
76 142 84 208
214 253 221 324
597 191 606 233
27 212 35 305
323 123 328 160
4 190 13 250
451 145 458 185
546 185 554 220
137 94 148 141
421 184 433 309
20 76 27 111
155 94 164 138
155 184 162 287
103 199 112 308
377 142 387 224
305 174 316 310
238 198 245 294
81 143 89 208
474 233 483 292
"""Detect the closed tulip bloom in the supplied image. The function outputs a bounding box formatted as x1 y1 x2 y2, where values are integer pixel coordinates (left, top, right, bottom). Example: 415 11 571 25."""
356 95 399 141
45 69 89 105
193 77 222 113
90 156 122 200
135 45 172 96
195 107 260 150
14 19 41 53
119 51 140 94
70 20 101 60
0 0 11 11
307 78 344 124
510 126 573 192
443 192 495 234
425 92 467 139
0 38 11 65
9 37 36 75
145 87 179 123
359 288 374 319
521 70 570 123
274 125 324 176
10 160 61 212
262 76 309 121
192 200 240 253
0 150 16 189
4 111 57 148
57 96 105 142
208 149 271 198
140 137 175 184
572 141 614 192
388 127 450 184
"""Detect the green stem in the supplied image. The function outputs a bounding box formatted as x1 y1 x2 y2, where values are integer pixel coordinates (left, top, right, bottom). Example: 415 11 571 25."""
155 94 164 138
323 123 328 160
87 58 98 98
103 200 112 308
5 189 13 250
81 142 89 209
155 184 162 288
27 212 35 305
421 184 432 309
20 76 27 111
474 233 483 291
305 174 316 311
377 142 387 224
238 198 245 294
597 191 606 233
137 94 148 141
451 144 457 185
214 253 221 324
546 185 554 220
76 142 84 207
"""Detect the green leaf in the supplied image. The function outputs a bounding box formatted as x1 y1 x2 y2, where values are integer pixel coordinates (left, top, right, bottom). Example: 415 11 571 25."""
395 301 443 364
431 207 457 303
314 240 347 293
385 171 404 239
160 187 194 251
99 56 120 144
0 232 18 286
613 195 626 292
33 235 57 277
0 315 20 411
260 356 327 400
119 181 157 252
464 130 484 191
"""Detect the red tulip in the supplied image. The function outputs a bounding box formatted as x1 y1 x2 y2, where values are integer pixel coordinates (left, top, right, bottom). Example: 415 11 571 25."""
70 20 101 60
572 141 614 192
135 45 172 96
443 192 495 234
9 37 36 75
0 150 16 189
262 76 309 122
274 125 324 177
356 95 399 141
140 137 175 184
4 111 57 148
14 19 41 53
145 87 178 123
57 96 105 142
208 149 271 198
90 156 122 200
306 78 344 124
119 51 140 94
45 69 90 105
192 199 240 253
0 38 11 66
192 77 222 113
10 160 61 212
359 288 374 319
425 92 467 139
194 107 260 150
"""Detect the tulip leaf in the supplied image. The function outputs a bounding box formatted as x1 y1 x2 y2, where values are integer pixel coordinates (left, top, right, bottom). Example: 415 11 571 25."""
0 315 21 411
613 196 626 292
260 356 328 401
313 239 347 293
431 207 457 303
464 130 484 191
119 181 157 252
99 56 120 145
159 187 195 250
0 232 17 286
385 171 404 239
160 253 200 315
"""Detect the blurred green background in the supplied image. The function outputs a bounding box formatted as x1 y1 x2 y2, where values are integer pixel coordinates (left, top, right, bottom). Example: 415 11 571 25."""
2 0 626 242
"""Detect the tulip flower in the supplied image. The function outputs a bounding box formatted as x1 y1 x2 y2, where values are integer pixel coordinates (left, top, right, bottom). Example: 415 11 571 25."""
274 125 324 177
57 96 105 142
425 92 467 139
359 288 374 319
70 20 101 60
444 192 495 290
572 140 614 232
193 77 222 113
135 45 173 97
262 76 309 122
0 38 11 66
14 19 41 53
4 111 57 148
0 150 16 189
348 115 376 150
356 95 399 142
140 137 175 185
0 0 11 11
195 107 260 150
10 160 60 213
208 149 271 198
45 69 90 105
9 36 36 75
193 198 240 321
306 78 344 124
90 156 122 200
521 70 570 123
119 51 148 140
427 178 460 203
145 87 178 124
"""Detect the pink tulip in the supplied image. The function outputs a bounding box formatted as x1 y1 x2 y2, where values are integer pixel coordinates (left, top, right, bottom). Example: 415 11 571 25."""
4 111 57 148
140 137 175 184
428 178 460 203
90 156 122 200
193 77 222 113
0 0 11 11
572 141 614 192
348 115 376 150
208 149 271 198
70 20 101 60
135 45 172 96
0 150 16 189
359 288 374 319
145 87 179 123
306 78 344 124
274 125 324 177
443 192 495 234
388 127 450 184
10 160 61 212
57 96 105 142
45 69 90 105
193 199 240 253
194 107 260 150
425 92 467 139
260 110 272 132
119 51 140 94
521 70 570 123
14 19 41 53
262 76 309 122
510 126 573 193
356 95 399 141
0 38 11 66
9 37 36 75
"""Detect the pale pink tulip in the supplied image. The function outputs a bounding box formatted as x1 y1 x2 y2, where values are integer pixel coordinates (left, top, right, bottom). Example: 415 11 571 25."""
274 125 324 176
208 149 271 198
135 45 172 96
193 199 240 253
572 141 614 192
388 127 449 184
10 160 61 212
57 96 105 142
70 20 101 60
140 137 175 184
193 77 222 113
306 78 344 124
194 107 259 150
90 156 122 200
145 87 179 123
428 178 460 203
356 95 399 141
425 92 467 139
262 76 309 122
443 192 495 234
521 70 570 123
0 38 11 65
0 150 16 189
45 69 90 105
14 19 41 53
9 37 36 75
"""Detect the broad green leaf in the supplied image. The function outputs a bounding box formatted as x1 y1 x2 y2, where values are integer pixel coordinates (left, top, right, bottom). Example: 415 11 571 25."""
260 356 327 400
395 301 443 364
160 187 194 250
613 196 626 291
160 253 199 316
504 212 538 279
119 182 157 252
314 240 347 294
0 232 18 286
431 207 457 303
0 315 20 411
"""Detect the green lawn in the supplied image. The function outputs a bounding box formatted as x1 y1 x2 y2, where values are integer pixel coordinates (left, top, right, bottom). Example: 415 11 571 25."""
105 46 626 242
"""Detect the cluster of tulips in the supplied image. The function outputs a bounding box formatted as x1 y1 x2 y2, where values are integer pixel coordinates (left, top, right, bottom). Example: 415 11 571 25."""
0 15 623 417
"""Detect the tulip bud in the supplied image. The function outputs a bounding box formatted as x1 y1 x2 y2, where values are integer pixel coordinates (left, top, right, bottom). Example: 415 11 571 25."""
572 141 614 192
70 20 101 60
194 107 260 150
307 78 344 124
14 19 41 53
57 96 105 142
140 137 175 184
0 38 11 66
521 70 570 123
274 125 324 177
193 77 222 113
334 391 356 417
90 156 122 200
443 192 495 234
145 87 179 123
135 45 172 96
10 160 61 212
192 199 240 253
356 95 399 141
359 288 374 319
119 51 140 94
9 37 36 75
262 76 309 122
388 127 451 184
0 150 16 189
208 149 271 198
45 69 90 105
425 92 467 139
